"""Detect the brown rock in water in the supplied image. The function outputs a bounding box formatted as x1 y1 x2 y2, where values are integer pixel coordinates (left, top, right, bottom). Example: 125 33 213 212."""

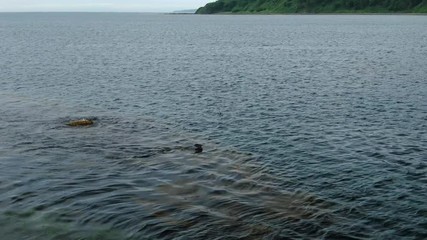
67 119 94 127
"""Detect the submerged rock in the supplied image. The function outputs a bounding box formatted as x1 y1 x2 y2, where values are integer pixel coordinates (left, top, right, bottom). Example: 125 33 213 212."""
67 118 94 127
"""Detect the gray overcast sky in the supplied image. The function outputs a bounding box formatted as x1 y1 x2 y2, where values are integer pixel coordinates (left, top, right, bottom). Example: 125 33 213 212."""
0 0 214 12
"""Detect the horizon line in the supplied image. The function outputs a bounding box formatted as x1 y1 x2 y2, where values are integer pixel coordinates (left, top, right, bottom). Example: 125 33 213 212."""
0 11 198 13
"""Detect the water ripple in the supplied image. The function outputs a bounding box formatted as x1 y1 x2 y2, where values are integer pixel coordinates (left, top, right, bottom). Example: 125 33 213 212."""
1 13 427 239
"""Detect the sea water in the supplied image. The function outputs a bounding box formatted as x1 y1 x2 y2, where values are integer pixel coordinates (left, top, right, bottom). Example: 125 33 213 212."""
0 13 426 239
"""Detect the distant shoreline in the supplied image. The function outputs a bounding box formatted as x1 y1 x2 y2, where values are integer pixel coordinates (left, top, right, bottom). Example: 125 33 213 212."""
170 12 427 16
197 12 427 15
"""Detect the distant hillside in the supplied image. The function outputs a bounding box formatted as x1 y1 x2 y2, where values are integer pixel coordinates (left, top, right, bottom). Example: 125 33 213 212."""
196 0 427 14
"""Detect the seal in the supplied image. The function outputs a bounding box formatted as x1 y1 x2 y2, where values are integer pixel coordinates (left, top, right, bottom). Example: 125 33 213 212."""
194 144 203 153
67 118 94 127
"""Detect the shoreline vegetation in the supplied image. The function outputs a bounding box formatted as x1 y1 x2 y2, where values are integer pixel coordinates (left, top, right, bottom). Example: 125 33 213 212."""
195 0 427 14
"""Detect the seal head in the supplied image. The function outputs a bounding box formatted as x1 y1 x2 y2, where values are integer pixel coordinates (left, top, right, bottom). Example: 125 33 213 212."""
194 144 203 153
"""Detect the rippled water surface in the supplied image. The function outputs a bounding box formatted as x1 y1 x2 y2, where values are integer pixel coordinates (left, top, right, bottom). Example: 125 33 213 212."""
1 13 427 239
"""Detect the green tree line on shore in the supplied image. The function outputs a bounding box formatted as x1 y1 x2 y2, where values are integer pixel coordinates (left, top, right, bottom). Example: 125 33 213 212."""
196 0 427 14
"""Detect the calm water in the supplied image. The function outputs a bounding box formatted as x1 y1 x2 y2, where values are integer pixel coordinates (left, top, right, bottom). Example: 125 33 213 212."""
0 13 426 239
